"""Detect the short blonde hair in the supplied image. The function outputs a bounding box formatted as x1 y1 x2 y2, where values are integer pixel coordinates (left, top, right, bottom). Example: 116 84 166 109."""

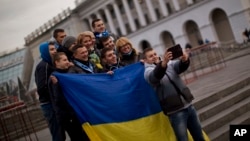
115 37 138 57
116 37 133 51
77 31 94 44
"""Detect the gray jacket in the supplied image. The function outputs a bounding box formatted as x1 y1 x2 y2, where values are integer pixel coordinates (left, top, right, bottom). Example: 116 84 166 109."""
144 59 192 114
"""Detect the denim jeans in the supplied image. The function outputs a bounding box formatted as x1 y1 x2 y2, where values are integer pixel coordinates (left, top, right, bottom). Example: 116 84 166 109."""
168 105 205 141
40 103 65 141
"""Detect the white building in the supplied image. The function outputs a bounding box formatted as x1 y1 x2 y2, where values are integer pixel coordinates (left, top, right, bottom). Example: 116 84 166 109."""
0 47 33 102
73 0 250 54
25 0 250 90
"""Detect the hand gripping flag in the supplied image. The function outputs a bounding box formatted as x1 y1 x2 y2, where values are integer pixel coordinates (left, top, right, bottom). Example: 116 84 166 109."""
54 63 210 141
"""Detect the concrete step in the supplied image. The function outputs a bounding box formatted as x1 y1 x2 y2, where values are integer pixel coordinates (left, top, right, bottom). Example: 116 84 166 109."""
201 96 250 134
193 77 250 110
197 85 250 122
208 111 250 141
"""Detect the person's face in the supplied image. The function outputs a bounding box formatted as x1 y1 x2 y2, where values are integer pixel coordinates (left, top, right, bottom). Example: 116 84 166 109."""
55 55 70 69
93 20 105 33
103 50 117 65
120 43 132 54
144 50 160 64
103 38 115 50
56 32 66 45
49 45 57 58
82 36 93 50
91 36 96 44
74 47 89 61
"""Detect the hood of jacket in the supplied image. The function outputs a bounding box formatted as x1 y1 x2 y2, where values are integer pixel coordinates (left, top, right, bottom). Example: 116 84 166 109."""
39 42 52 65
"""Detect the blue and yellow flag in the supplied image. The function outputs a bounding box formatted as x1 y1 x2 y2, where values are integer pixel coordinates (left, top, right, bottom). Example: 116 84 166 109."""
54 63 209 141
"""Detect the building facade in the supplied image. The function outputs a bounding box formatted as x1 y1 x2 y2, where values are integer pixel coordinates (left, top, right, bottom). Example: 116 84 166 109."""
0 48 33 101
73 0 250 54
25 0 250 90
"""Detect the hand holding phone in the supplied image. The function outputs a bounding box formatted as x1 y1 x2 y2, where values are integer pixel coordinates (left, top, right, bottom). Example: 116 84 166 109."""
167 44 183 60
161 51 172 67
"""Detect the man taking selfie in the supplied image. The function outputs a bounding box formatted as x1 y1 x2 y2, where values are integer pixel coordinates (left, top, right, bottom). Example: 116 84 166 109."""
143 47 205 141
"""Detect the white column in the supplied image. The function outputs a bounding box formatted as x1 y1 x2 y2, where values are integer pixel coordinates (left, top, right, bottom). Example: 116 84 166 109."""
87 16 93 30
113 3 127 35
96 12 102 20
158 0 168 17
187 0 193 5
122 0 136 32
104 7 117 34
133 0 146 26
172 0 180 11
145 0 157 22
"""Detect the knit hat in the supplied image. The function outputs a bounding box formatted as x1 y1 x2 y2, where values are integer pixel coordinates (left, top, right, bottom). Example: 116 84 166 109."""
62 36 76 49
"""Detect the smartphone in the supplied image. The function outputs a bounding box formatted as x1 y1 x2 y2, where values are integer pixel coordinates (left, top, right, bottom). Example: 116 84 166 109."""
167 44 183 60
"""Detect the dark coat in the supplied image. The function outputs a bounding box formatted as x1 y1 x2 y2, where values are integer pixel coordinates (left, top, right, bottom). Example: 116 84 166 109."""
101 59 125 72
48 72 76 123
68 59 101 74
48 69 90 141
120 50 143 66
35 42 55 103
35 60 54 103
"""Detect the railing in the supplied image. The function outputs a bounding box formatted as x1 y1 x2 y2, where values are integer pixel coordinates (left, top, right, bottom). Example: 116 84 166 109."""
24 8 72 45
0 98 39 141
181 42 226 84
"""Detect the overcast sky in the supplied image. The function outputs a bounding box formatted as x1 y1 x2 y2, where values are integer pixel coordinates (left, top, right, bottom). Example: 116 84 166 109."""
0 0 75 53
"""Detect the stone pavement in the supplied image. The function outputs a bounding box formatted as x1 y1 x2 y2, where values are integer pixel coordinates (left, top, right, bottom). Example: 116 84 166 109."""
15 125 70 141
188 47 250 101
16 47 250 141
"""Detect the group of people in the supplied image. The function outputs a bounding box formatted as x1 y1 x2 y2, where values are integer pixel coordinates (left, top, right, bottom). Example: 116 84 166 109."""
35 18 206 141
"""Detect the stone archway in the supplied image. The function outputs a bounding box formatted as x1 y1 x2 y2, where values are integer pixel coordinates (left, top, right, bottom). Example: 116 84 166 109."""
160 31 175 48
210 8 235 45
184 20 203 47
140 40 151 51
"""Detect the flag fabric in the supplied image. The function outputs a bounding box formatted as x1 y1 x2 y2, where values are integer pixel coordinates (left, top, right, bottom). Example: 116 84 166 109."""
54 63 210 141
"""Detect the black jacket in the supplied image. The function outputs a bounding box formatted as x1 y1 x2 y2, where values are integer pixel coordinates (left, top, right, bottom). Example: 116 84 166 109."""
120 50 143 66
48 69 77 123
48 69 90 141
102 59 125 72
68 59 101 74
35 60 54 103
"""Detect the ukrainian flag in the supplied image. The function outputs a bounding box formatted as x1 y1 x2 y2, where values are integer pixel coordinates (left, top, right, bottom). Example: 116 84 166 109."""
54 63 209 141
